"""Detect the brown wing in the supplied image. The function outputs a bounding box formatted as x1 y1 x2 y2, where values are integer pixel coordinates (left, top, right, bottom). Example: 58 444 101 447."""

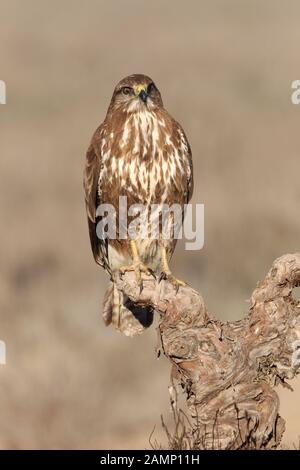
83 125 108 268
186 139 194 203
176 122 194 204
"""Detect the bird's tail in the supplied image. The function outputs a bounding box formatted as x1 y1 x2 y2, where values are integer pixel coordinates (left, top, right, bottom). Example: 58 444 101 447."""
102 282 153 337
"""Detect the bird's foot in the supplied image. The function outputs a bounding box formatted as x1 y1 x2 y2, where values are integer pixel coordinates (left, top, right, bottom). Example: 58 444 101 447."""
159 271 186 293
119 261 152 292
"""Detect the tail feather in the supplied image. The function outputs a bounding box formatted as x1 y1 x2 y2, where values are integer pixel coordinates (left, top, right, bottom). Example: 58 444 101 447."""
102 282 154 337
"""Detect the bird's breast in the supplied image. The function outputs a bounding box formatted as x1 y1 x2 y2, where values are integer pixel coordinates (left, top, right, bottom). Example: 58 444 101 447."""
99 109 187 209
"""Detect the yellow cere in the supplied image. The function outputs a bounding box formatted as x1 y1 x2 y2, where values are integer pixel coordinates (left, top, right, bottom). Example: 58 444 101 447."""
134 84 147 96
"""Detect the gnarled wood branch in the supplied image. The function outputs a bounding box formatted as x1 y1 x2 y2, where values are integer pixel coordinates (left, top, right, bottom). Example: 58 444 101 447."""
115 253 300 449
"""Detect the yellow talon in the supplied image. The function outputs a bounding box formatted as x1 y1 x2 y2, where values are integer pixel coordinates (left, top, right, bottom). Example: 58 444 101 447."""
119 240 151 286
160 244 186 292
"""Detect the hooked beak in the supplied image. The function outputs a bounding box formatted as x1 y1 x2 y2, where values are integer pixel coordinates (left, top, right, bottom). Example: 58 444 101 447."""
134 85 148 103
139 89 148 103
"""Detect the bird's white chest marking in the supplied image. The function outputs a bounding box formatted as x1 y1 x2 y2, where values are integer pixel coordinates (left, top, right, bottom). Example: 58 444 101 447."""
117 110 181 202
99 109 187 211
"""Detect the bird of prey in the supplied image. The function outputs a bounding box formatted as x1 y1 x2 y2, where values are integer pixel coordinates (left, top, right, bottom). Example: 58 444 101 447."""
84 74 193 334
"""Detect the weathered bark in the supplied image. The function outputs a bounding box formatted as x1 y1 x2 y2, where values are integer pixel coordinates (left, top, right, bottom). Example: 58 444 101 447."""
115 253 300 449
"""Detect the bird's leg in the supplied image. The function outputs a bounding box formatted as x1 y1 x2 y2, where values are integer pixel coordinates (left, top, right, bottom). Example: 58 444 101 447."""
159 243 186 293
119 240 151 289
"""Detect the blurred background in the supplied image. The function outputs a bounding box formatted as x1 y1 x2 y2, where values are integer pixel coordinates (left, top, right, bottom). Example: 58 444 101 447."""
0 0 299 449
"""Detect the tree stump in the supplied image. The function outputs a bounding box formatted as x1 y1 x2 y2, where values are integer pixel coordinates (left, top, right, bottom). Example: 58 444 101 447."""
115 253 300 449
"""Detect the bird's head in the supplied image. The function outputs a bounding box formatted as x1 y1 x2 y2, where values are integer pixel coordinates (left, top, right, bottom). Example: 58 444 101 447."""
108 74 163 114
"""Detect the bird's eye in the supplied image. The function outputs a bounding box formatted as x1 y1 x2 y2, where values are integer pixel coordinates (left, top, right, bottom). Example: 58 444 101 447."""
147 82 156 94
122 87 132 95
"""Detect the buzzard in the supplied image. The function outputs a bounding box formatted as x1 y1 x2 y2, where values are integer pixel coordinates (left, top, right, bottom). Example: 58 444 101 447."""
84 74 193 334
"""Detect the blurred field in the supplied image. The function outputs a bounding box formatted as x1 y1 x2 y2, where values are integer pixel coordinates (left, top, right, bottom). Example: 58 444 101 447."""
0 0 300 449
